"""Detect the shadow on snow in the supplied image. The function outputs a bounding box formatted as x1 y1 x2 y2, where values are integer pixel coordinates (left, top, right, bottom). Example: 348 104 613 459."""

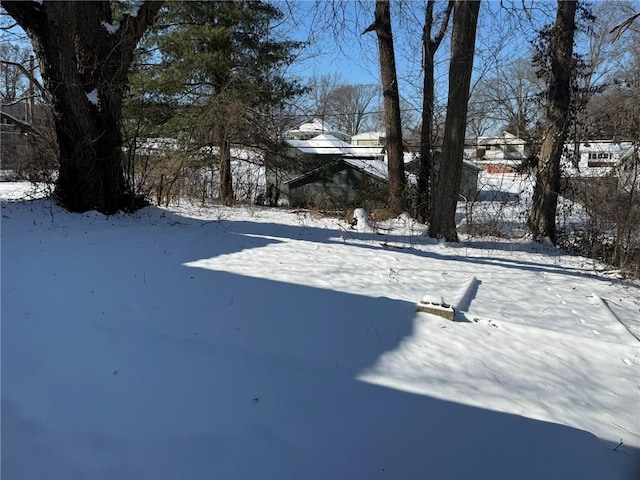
1 198 637 479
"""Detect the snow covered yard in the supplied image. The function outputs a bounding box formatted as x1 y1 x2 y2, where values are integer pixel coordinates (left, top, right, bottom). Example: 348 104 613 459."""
1 181 639 479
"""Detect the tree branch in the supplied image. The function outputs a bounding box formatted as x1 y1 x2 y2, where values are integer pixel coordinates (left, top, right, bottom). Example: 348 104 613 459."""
434 1 454 47
610 12 640 42
361 22 376 35
1 1 44 32
120 0 165 41
0 60 45 94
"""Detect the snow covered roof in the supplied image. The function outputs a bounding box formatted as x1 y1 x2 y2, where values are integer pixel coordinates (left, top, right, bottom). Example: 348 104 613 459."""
285 134 359 155
285 158 389 186
286 118 349 141
568 140 633 154
343 158 388 180
295 118 339 133
476 131 527 146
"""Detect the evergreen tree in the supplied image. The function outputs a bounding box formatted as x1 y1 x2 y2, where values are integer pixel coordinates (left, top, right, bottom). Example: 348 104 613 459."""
127 1 305 205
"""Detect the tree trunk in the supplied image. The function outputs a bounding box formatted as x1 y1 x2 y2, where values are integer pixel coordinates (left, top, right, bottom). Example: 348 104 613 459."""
527 0 578 243
417 0 453 224
3 1 164 214
429 0 480 241
364 0 405 216
218 133 234 206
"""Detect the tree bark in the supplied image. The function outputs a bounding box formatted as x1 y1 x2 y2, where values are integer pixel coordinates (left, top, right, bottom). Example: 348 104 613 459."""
527 0 578 243
3 1 164 214
429 0 480 241
417 0 453 223
364 0 405 216
218 132 234 206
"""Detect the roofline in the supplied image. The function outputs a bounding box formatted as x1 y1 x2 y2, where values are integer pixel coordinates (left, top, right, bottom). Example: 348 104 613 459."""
285 158 388 186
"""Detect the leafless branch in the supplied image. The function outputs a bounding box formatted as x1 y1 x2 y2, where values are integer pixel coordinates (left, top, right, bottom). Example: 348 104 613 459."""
0 59 45 94
610 12 640 42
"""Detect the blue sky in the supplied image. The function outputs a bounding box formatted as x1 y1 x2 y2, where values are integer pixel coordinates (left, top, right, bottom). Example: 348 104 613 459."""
282 0 555 115
4 0 638 131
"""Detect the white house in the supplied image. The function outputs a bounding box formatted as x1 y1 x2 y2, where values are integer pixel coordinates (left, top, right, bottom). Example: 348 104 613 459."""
285 118 351 143
563 140 633 176
350 131 385 147
465 131 528 172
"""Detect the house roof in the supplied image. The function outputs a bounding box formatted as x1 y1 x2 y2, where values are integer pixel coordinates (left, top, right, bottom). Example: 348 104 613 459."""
285 134 359 155
285 158 388 187
286 118 347 139
573 141 633 154
285 153 467 187
342 158 388 180
475 131 527 146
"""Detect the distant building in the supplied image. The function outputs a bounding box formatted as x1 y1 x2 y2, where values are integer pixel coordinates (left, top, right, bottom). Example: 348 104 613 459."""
405 153 481 202
350 131 385 147
267 122 479 208
285 158 388 210
1 103 30 171
285 118 351 143
563 140 633 176
465 131 528 173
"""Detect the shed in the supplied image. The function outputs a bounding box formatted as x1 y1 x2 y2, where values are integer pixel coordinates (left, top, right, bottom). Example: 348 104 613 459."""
285 158 387 210
405 153 481 201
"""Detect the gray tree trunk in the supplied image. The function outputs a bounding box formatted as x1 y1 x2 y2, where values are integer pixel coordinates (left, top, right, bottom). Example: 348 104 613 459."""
364 0 405 216
527 0 578 243
2 1 163 214
417 0 453 224
429 0 480 241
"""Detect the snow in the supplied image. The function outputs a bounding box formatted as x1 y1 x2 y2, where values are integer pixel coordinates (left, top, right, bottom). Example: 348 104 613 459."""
2 181 639 479
101 21 121 34
285 133 358 155
85 89 99 106
124 0 143 18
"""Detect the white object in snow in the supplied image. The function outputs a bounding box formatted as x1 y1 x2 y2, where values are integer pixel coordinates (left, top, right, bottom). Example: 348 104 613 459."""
351 208 374 233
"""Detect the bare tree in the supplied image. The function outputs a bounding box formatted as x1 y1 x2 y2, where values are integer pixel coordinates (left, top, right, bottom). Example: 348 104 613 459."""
574 1 638 142
363 0 405 216
0 44 31 103
2 1 164 214
416 0 453 223
468 57 544 139
325 83 379 135
303 73 344 123
527 0 578 243
429 0 481 241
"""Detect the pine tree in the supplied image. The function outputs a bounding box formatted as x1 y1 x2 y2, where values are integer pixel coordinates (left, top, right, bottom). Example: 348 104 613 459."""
127 1 305 205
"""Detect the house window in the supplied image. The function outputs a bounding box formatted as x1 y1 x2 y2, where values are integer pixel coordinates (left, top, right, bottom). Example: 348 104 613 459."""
588 152 612 160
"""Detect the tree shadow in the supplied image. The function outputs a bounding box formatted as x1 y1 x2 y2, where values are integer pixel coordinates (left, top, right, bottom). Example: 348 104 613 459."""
2 199 637 479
